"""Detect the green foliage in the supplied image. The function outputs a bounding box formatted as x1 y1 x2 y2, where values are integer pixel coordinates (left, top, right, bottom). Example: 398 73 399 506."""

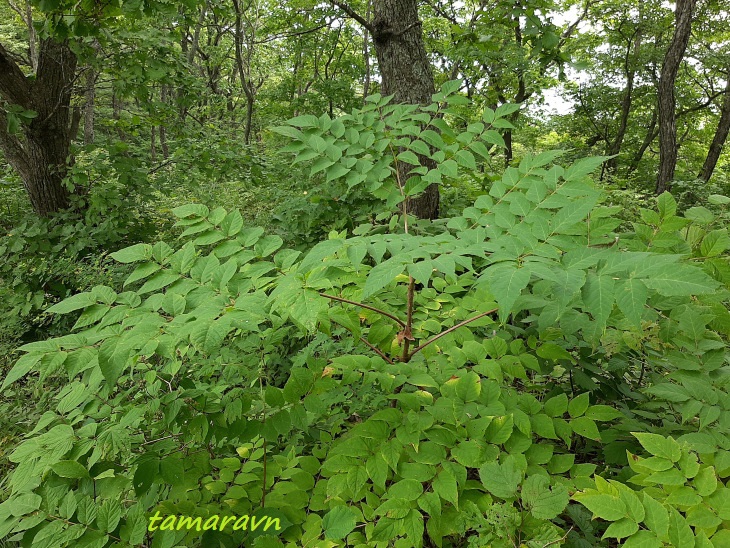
2 89 730 548
575 433 730 546
274 81 511 213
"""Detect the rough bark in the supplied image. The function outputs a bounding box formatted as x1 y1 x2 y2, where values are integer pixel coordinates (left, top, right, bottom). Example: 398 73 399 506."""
655 0 697 194
371 0 439 219
0 38 77 216
698 76 730 182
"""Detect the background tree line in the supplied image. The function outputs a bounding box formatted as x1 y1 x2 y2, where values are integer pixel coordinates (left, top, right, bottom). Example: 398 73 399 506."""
0 0 728 220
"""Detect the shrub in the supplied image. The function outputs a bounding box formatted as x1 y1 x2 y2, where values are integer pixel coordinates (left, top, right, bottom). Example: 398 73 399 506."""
1 85 727 547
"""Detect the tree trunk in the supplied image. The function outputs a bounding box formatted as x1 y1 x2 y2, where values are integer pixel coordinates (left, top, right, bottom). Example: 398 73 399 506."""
626 108 658 176
0 38 77 216
25 0 38 71
232 0 257 145
655 0 697 194
84 68 96 145
150 126 157 163
698 76 730 182
362 0 371 101
160 85 170 159
606 28 642 175
372 0 439 219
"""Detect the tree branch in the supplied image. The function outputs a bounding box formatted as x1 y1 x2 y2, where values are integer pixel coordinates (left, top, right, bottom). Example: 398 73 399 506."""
407 308 498 359
0 108 30 179
329 0 376 35
320 292 406 328
0 41 32 109
254 23 329 45
359 336 395 364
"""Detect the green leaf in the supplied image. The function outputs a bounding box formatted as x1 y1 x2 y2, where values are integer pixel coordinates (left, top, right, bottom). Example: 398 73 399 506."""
485 414 514 444
642 493 669 538
563 156 609 181
408 260 433 286
323 506 357 539
615 278 647 328
585 405 623 421
9 493 42 516
602 517 639 540
452 372 481 402
287 114 319 128
479 458 521 499
288 289 328 333
47 292 96 314
668 507 695 548
191 316 234 353
693 466 718 497
481 262 530 321
581 273 615 329
432 468 459 509
451 440 484 467
640 265 718 296
363 258 405 299
110 243 151 263
568 393 590 418
440 159 458 178
644 383 690 402
98 336 133 386
387 479 423 501
536 343 574 362
521 475 569 520
622 530 663 548
573 492 626 521
550 195 599 234
708 194 730 205
1 353 41 390
570 417 601 440
700 229 730 257
51 460 89 479
454 150 476 170
124 262 161 287
271 125 303 139
685 206 714 224
172 204 209 218
220 209 244 237
96 499 122 533
657 192 677 219
398 150 420 166
544 394 568 417
137 271 180 294
633 433 681 462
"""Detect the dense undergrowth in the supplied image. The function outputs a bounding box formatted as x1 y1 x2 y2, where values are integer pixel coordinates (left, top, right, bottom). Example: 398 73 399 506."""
1 86 730 547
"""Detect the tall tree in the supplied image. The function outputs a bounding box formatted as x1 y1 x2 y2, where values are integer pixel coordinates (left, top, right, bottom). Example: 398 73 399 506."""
0 38 77 215
332 0 439 219
698 73 730 182
655 0 697 194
